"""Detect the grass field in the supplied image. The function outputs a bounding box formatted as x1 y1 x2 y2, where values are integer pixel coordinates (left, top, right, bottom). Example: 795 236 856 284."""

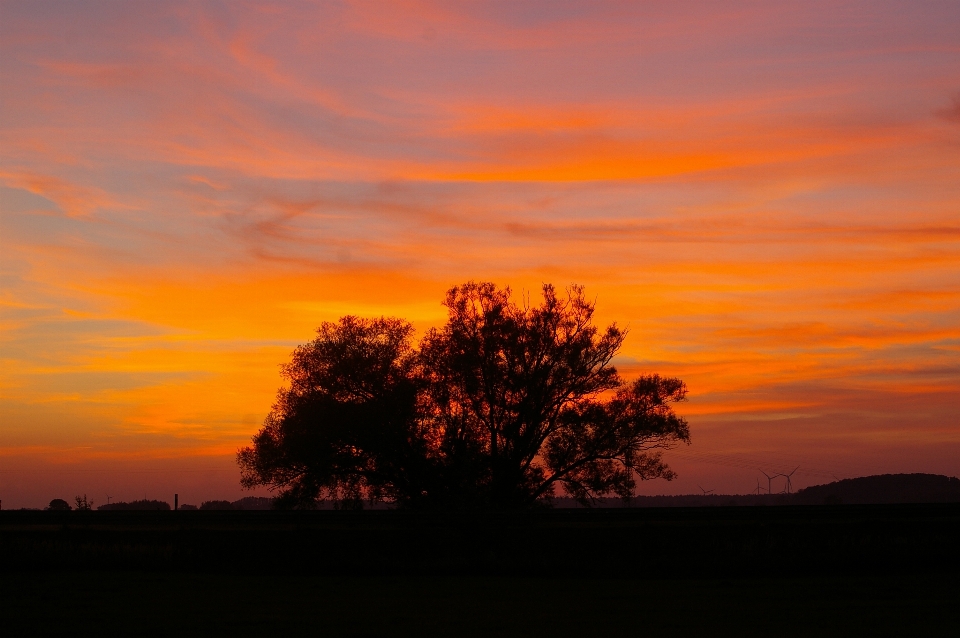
3 505 958 635
3 571 959 637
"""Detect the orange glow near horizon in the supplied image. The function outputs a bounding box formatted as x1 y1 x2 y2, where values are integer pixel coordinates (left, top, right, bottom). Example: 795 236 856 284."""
1 1 959 507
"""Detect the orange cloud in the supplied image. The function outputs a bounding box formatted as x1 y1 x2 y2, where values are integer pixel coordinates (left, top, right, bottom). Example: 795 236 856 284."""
2 0 959 505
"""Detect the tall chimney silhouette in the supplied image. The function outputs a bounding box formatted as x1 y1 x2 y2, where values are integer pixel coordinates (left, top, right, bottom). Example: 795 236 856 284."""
174 494 178 510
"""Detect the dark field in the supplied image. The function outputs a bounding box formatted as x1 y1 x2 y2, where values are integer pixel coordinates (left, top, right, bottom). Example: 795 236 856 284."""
3 505 959 636
4 571 959 637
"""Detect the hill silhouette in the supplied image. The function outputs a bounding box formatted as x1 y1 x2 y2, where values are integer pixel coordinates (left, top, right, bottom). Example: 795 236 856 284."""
793 473 960 505
551 473 960 507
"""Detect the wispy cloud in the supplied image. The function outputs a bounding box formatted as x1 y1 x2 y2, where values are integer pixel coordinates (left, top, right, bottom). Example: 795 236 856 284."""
1 0 959 503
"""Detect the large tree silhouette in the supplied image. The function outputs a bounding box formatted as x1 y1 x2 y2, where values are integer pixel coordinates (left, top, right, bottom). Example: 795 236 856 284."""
238 282 689 509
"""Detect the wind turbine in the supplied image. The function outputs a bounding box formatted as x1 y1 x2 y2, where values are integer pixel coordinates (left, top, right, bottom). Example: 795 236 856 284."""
754 479 765 495
760 470 778 496
782 467 799 494
106 495 113 504
698 485 715 495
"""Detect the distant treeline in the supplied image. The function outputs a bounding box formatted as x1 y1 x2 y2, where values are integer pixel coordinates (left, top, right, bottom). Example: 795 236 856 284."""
96 496 275 511
556 474 960 508
34 473 960 512
98 499 170 511
193 497 275 511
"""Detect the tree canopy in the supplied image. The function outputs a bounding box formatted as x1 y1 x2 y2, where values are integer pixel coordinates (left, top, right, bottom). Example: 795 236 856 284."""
238 282 690 509
47 498 71 511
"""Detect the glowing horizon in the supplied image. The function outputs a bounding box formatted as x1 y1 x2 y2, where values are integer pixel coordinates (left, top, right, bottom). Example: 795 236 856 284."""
1 1 959 507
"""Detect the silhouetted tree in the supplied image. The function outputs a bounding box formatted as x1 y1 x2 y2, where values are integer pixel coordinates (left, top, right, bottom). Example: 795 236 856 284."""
74 494 93 511
238 282 690 509
47 498 71 511
238 316 434 509
420 282 690 507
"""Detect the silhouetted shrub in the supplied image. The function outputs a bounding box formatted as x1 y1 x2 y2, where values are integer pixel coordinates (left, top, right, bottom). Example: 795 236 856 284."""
47 499 71 511
178 504 198 510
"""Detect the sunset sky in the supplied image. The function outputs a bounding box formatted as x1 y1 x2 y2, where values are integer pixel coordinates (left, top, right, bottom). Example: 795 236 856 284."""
2 1 959 507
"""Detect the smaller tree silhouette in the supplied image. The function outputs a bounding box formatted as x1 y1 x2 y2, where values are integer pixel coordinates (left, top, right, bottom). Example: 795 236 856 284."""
47 498 71 511
74 494 93 510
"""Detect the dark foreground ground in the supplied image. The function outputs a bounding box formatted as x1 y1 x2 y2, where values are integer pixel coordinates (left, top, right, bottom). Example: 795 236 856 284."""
3 571 958 637
2 504 959 636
